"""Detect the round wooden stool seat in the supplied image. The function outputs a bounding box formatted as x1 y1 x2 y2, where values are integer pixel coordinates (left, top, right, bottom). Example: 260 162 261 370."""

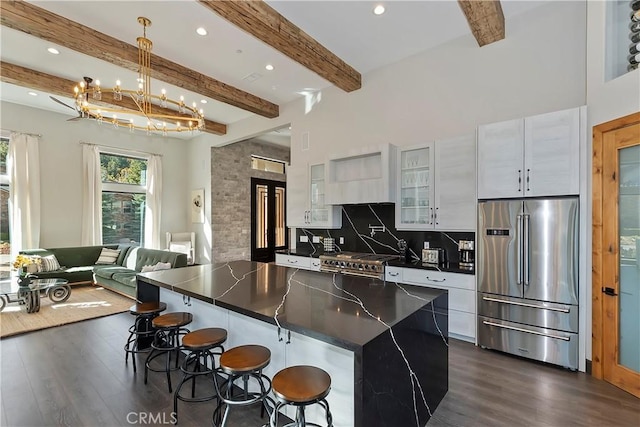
124 301 167 373
152 311 193 329
272 366 331 403
182 328 227 350
213 344 274 427
129 301 167 315
219 344 271 374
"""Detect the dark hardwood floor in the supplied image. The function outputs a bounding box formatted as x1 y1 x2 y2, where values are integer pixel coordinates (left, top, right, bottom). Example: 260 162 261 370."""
1 312 638 427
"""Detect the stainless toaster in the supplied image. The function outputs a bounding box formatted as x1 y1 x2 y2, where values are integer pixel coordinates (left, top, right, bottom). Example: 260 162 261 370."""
422 248 447 265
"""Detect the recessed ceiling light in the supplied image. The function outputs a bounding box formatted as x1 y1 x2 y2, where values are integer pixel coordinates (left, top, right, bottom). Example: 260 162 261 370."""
265 64 274 71
47 47 60 55
196 27 208 36
373 5 385 15
200 99 207 104
28 91 38 96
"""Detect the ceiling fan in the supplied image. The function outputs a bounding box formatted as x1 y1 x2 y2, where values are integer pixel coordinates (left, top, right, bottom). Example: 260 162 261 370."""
49 76 96 121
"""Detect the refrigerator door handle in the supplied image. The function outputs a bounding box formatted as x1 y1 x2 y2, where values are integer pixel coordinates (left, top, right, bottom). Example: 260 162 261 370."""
516 213 523 286
523 213 530 286
482 296 571 313
482 320 571 341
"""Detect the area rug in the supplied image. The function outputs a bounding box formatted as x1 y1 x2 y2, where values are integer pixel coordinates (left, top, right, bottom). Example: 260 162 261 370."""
0 285 133 338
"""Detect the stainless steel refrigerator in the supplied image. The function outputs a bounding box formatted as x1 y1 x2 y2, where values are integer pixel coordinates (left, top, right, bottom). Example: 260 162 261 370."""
477 197 579 370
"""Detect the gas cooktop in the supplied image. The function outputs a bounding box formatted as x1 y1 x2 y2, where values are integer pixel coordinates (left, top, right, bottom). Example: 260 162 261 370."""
319 252 403 279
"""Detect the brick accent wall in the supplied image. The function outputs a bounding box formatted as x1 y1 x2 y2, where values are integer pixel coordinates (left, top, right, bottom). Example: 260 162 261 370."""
211 141 289 262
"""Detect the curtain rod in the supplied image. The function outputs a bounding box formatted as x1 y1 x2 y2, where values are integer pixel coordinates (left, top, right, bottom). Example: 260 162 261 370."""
79 141 162 157
1 129 42 138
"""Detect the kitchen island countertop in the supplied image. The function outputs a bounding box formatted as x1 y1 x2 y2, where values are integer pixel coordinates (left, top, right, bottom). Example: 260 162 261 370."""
136 260 448 426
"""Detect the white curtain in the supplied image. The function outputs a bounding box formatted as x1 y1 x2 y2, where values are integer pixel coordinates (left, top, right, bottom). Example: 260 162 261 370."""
81 144 102 245
144 154 162 249
7 133 41 259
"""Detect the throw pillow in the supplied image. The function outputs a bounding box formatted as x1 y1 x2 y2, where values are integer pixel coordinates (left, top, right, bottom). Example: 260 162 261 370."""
140 264 155 273
38 254 62 272
153 262 172 271
125 247 139 270
96 248 121 265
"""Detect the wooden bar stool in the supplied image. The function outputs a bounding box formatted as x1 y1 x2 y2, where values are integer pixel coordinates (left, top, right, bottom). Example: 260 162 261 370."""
270 365 333 427
144 311 192 393
173 328 227 424
212 344 274 427
124 301 167 372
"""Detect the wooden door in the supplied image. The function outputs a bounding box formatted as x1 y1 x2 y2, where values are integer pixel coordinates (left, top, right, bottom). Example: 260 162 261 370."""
524 107 581 197
593 112 640 398
251 178 287 263
477 118 524 199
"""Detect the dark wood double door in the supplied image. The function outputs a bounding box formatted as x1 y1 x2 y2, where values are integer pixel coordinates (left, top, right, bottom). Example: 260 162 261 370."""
251 178 287 262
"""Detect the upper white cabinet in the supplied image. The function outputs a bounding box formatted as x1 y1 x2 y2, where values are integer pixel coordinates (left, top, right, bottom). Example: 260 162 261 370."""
477 106 583 199
286 162 342 229
396 134 476 231
326 143 397 205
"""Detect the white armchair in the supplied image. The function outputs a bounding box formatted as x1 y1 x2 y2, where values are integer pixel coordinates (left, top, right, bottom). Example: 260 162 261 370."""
166 232 196 265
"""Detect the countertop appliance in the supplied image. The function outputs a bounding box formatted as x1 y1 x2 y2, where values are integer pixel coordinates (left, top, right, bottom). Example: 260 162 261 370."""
422 248 446 265
477 197 579 370
320 252 402 279
458 240 475 269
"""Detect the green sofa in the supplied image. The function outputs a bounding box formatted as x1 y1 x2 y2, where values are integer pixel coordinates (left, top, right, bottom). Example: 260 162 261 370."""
20 245 188 298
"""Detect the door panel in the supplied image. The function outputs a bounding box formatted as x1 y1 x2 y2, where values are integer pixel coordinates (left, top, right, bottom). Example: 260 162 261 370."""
523 198 579 305
251 178 287 263
595 115 640 398
478 200 522 298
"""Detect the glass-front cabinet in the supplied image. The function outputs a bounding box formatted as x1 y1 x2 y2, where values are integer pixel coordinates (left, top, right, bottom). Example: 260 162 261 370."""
396 144 435 228
309 164 328 223
286 162 341 229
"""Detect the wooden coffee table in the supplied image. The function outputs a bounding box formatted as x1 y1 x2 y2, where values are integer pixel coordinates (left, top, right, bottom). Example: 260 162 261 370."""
0 277 71 313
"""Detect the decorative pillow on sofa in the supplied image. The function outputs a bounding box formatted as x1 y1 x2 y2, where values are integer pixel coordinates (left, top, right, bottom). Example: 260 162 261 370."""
37 254 62 272
140 262 172 273
96 248 121 265
125 247 139 270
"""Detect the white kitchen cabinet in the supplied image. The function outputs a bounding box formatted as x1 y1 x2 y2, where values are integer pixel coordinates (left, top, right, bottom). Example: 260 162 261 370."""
477 106 583 199
326 143 397 205
396 134 476 231
286 162 342 229
275 253 312 270
384 267 476 342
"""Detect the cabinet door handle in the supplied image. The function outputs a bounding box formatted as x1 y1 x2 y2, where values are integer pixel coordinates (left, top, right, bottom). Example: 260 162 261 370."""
388 271 399 277
425 276 446 283
518 170 522 192
288 259 298 264
435 207 439 225
429 207 434 225
277 326 283 342
526 168 531 192
286 330 291 344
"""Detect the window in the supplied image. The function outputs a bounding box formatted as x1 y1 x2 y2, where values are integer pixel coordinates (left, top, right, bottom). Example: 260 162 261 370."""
251 155 286 174
100 152 147 245
0 138 10 279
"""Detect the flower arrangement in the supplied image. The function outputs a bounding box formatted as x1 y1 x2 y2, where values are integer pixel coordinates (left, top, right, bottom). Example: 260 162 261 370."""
12 255 40 276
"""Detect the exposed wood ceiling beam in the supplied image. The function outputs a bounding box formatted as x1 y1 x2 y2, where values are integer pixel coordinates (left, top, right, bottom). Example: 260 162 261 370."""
198 0 361 92
0 61 228 135
457 0 505 47
0 0 278 119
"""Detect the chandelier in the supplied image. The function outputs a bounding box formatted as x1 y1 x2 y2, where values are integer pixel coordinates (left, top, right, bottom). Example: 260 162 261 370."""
73 17 205 135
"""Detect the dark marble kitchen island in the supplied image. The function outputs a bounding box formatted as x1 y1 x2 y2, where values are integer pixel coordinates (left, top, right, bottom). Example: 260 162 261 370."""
137 260 448 427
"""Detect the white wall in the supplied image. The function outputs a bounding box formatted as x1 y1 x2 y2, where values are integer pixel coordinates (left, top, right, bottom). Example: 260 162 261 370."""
187 133 214 264
0 101 190 248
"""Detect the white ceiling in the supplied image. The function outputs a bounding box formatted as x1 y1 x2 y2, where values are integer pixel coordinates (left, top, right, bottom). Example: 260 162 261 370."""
0 1 546 140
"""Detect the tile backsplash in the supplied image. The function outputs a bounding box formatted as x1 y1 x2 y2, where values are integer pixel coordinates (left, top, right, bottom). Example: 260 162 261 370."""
295 204 475 263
